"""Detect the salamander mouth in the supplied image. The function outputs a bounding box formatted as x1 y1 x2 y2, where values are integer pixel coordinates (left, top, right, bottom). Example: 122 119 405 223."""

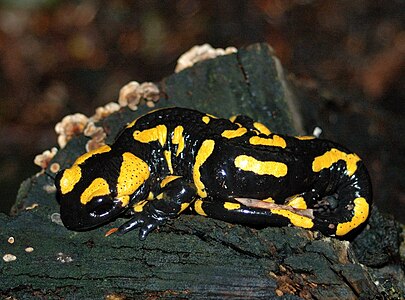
60 195 124 231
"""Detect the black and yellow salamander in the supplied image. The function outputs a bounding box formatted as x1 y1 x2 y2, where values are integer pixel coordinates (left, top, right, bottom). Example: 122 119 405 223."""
55 107 372 240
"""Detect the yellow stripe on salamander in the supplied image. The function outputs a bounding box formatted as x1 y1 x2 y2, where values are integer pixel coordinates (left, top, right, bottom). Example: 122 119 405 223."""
224 202 241 210
249 135 286 148
336 197 369 236
271 208 314 229
286 196 307 209
193 140 215 198
164 150 173 174
172 125 185 156
296 135 315 140
194 199 208 216
234 155 288 177
80 177 110 205
59 145 112 195
75 145 111 166
221 127 247 139
133 124 167 147
312 148 361 177
253 122 271 135
59 166 82 195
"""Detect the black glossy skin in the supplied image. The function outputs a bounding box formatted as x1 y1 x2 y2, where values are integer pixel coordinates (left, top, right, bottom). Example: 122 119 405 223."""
55 107 372 240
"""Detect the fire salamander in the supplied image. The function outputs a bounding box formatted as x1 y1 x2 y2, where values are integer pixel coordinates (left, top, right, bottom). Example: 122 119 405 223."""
55 107 372 240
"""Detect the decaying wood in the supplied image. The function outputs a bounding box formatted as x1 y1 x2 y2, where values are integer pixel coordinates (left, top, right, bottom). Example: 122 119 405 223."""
1 43 403 299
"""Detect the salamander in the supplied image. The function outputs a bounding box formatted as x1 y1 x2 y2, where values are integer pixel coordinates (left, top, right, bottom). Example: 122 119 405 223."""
55 107 372 240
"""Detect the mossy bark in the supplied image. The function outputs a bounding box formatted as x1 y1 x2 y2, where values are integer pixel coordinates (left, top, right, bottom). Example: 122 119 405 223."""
1 43 403 299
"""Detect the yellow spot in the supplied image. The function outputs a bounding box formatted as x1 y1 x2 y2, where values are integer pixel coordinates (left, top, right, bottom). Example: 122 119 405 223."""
286 196 307 209
312 148 361 176
229 115 237 122
221 127 247 139
134 200 148 212
271 209 314 229
249 135 286 148
296 135 315 140
336 197 369 236
262 197 275 203
160 175 182 188
224 202 241 210
60 145 111 195
202 116 210 124
147 191 154 200
234 155 287 177
179 202 190 213
164 150 173 174
74 145 111 166
172 126 185 156
194 199 207 216
80 177 110 205
193 140 215 197
156 193 164 200
253 122 271 135
116 152 150 206
59 166 82 194
133 124 167 147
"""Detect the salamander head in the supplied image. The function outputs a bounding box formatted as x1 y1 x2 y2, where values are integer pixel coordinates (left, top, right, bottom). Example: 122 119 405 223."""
54 145 150 231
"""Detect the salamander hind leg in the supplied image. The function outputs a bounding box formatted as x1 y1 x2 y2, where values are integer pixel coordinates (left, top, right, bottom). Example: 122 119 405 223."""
312 192 371 237
311 162 372 237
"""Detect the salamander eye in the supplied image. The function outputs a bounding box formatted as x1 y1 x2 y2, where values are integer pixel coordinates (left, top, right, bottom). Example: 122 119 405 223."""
86 195 115 217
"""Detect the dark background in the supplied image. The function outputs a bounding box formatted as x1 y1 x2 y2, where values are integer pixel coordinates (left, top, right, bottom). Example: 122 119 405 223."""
0 0 403 222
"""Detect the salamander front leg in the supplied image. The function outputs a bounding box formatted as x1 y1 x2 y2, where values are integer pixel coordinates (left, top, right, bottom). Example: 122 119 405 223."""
117 211 166 240
116 176 197 240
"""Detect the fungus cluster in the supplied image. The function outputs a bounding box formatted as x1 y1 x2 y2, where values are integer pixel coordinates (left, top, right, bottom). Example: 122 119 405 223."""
118 81 160 111
175 43 237 73
34 44 236 172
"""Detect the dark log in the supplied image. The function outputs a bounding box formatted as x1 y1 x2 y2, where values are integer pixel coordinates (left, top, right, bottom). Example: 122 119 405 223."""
1 43 403 299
